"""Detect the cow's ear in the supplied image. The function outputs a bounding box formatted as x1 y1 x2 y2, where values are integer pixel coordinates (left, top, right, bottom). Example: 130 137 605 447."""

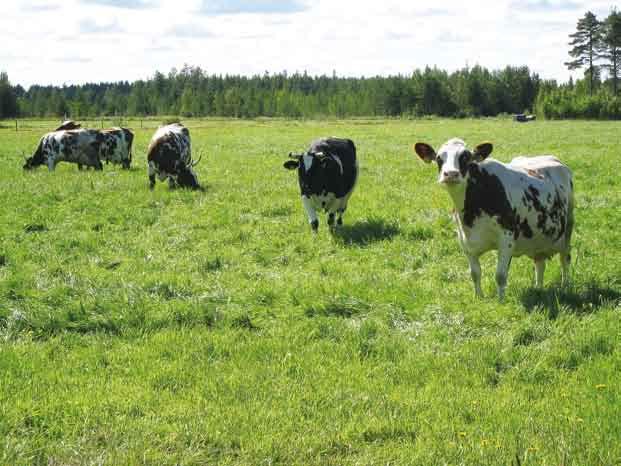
283 160 299 170
414 142 436 163
473 142 493 161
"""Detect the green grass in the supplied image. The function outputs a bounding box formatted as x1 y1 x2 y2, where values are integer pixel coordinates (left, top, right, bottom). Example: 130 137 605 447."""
1 118 620 465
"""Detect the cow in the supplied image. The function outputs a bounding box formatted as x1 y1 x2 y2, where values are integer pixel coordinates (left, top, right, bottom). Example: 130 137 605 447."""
23 128 104 171
414 138 574 300
99 127 134 169
146 123 202 190
284 137 358 232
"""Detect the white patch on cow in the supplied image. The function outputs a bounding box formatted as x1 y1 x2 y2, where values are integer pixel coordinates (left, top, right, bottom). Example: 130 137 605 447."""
302 154 314 173
436 138 466 184
302 195 318 224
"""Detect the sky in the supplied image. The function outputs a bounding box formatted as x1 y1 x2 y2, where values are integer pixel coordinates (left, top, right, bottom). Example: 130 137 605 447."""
0 0 615 88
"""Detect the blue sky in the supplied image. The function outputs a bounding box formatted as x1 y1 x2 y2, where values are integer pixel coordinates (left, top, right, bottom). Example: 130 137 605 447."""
0 0 615 87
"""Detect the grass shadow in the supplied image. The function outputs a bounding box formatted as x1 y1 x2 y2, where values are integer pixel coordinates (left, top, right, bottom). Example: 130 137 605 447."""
333 218 400 246
520 283 621 318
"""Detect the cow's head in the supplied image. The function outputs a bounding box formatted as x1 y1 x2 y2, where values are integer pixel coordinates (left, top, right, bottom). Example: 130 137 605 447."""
414 138 493 187
23 142 46 170
284 151 340 196
175 153 202 190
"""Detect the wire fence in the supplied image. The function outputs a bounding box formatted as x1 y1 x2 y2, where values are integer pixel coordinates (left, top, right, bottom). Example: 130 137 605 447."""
0 116 274 132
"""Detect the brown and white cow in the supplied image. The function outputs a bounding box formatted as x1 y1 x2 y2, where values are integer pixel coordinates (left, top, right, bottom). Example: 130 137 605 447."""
414 138 574 300
99 127 134 169
23 128 104 171
146 123 202 190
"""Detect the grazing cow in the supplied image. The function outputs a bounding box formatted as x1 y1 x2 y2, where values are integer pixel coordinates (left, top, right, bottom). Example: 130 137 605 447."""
23 129 104 171
414 138 574 300
284 137 358 231
99 127 134 169
147 123 202 190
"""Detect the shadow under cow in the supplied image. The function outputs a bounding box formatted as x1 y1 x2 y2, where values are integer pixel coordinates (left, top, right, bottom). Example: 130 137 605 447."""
332 218 400 246
520 283 621 318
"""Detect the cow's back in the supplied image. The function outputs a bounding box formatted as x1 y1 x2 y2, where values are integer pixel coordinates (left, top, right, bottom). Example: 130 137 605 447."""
475 157 573 258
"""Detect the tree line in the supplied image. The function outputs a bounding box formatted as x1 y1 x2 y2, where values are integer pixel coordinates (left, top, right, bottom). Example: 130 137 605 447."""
0 9 619 121
0 65 544 119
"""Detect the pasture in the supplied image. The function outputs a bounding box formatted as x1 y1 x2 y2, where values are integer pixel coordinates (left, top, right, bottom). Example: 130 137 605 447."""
1 118 620 465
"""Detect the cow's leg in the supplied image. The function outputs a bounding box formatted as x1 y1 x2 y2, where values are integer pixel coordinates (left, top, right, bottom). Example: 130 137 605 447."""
168 177 177 190
336 207 346 226
534 258 546 288
467 254 483 297
496 239 514 301
77 164 83 170
327 212 336 229
95 160 103 171
148 162 157 190
302 196 319 232
47 158 56 172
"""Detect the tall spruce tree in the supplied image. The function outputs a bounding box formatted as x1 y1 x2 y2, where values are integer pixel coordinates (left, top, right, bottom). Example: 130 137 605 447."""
599 9 621 95
565 11 602 95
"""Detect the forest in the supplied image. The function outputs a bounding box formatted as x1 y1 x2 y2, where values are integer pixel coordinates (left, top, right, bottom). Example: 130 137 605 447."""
0 10 619 120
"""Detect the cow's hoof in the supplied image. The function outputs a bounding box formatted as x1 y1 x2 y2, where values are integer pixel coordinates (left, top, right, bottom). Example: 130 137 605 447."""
310 220 319 232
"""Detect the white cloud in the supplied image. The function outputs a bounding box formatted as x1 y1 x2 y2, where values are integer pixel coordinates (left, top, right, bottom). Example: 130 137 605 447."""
0 0 615 87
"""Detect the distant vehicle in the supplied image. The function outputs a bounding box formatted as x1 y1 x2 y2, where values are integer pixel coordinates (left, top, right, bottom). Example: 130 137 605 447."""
514 114 537 122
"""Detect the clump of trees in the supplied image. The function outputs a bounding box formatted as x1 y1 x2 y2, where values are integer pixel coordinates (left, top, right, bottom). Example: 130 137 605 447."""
539 9 621 119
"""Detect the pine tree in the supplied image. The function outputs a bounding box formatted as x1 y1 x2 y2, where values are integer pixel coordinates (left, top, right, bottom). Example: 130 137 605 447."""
565 11 603 95
599 9 621 95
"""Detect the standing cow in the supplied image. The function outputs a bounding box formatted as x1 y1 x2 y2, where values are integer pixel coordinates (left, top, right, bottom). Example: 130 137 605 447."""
23 128 104 171
284 137 358 231
99 127 134 169
414 138 574 300
147 123 202 190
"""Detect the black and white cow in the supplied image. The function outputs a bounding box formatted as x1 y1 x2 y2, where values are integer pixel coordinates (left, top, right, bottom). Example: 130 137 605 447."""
147 123 202 190
99 127 134 169
414 138 574 300
23 128 104 171
284 137 358 231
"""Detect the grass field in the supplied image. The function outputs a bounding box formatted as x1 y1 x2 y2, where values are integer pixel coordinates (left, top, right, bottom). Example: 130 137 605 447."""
1 118 620 465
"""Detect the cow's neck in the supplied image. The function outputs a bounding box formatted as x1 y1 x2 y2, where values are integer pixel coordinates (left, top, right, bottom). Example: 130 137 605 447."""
444 183 467 220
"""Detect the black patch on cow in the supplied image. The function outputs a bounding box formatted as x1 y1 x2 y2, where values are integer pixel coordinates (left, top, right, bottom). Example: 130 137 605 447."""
436 157 444 173
463 165 516 231
311 219 319 231
458 150 472 176
296 138 357 199
515 215 534 239
522 184 567 241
